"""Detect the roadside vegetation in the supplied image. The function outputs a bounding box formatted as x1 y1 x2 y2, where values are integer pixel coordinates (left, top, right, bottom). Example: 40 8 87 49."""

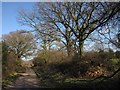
32 50 120 88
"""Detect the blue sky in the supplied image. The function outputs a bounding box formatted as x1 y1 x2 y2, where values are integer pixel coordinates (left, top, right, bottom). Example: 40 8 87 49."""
2 2 35 36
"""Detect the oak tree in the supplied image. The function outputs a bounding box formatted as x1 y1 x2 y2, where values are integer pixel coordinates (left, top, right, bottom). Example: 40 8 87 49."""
2 30 37 60
18 2 120 58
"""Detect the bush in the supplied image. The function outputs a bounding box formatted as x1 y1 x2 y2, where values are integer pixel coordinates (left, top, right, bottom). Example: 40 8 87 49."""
85 66 106 78
33 50 120 80
45 55 90 78
33 50 67 65
115 51 120 58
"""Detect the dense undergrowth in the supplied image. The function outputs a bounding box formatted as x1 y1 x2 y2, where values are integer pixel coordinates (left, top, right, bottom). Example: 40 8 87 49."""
32 51 120 89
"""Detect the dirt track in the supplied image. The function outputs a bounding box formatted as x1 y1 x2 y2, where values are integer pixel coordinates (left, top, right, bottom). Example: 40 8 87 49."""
7 67 43 89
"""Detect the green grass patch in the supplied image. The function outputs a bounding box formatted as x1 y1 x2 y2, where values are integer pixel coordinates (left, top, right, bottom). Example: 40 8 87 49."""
111 58 120 64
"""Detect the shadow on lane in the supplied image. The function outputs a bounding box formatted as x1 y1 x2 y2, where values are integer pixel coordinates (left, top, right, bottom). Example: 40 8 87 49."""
5 67 44 90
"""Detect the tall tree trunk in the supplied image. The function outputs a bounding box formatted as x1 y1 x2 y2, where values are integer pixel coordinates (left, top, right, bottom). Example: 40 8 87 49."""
67 40 73 56
67 46 72 56
78 40 84 59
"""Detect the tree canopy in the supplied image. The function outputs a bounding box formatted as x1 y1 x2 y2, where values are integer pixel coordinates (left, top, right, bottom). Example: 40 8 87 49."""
18 2 120 58
2 30 37 59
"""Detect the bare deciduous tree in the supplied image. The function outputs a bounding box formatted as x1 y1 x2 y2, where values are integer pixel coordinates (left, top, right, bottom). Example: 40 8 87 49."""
2 30 37 60
18 2 120 59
